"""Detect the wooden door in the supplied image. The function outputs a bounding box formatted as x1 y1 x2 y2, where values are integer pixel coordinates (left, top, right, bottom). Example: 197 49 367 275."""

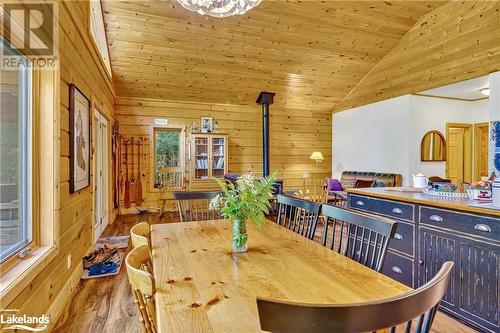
93 109 109 243
418 227 457 309
474 122 489 180
446 124 472 183
210 136 227 179
192 135 209 180
457 238 499 331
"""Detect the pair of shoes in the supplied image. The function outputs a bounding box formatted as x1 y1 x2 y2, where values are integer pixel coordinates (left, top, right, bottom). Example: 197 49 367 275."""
82 245 118 269
88 261 119 276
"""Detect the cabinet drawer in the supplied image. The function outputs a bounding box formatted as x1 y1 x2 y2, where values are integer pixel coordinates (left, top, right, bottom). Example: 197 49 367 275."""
388 222 414 257
381 251 414 287
420 207 500 243
350 195 414 222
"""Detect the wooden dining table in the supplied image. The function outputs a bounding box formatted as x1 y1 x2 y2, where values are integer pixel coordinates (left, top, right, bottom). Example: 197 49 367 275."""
151 219 411 332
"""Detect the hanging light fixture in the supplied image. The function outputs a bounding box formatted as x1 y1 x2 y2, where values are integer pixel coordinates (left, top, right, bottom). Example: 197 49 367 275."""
176 0 262 18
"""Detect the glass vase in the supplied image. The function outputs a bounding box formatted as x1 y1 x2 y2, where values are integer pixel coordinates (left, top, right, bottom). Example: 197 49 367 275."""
232 219 248 253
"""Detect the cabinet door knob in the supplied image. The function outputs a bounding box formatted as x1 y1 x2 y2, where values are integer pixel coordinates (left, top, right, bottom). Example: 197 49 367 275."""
418 260 424 265
392 207 403 214
429 215 443 223
391 266 402 274
394 233 403 240
474 224 492 233
356 200 365 206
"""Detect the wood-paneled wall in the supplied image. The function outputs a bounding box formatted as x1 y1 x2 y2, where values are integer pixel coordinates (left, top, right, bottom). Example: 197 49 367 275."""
335 0 500 111
4 0 115 327
116 97 331 209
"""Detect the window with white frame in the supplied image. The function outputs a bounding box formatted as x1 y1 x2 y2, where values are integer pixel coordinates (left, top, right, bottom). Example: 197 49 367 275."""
90 0 112 75
0 40 33 262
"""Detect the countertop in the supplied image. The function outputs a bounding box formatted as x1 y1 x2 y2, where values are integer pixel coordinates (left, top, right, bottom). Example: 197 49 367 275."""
347 187 500 217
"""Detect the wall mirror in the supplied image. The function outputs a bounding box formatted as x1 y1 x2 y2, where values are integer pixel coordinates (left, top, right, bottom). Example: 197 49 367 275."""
421 130 446 161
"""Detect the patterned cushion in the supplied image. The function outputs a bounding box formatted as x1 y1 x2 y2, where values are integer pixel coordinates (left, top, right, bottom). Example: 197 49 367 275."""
372 180 386 188
354 179 375 188
340 171 401 189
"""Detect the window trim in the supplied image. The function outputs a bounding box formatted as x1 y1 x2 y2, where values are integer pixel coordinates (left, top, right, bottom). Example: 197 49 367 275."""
89 0 112 76
0 64 59 307
0 54 33 263
149 125 186 193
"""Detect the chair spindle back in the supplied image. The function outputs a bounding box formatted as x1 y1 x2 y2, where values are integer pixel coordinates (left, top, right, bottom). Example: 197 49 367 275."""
320 204 397 271
173 191 222 222
276 194 321 240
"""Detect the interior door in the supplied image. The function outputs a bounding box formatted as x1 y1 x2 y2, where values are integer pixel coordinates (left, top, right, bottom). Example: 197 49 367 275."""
446 124 472 183
474 122 489 180
93 109 109 243
211 136 226 179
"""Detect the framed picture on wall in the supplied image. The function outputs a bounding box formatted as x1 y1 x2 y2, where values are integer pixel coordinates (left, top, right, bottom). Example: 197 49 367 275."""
200 117 213 133
69 83 91 193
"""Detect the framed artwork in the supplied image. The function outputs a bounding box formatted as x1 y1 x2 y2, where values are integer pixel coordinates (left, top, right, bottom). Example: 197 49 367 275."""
69 84 91 193
200 117 213 133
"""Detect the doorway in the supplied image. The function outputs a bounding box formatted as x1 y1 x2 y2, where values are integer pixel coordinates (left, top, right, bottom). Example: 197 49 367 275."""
93 109 109 243
446 123 472 184
474 122 489 180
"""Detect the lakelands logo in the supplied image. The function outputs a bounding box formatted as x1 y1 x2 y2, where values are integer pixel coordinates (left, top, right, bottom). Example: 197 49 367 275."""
0 309 49 332
1 1 58 69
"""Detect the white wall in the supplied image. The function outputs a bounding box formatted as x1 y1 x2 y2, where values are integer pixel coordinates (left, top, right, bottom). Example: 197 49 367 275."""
409 96 489 178
332 95 412 185
333 95 489 186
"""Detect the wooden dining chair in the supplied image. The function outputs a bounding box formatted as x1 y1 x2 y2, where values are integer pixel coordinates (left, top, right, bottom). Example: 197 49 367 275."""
257 261 454 333
130 222 150 248
300 177 328 203
276 194 321 240
320 204 397 272
173 190 222 222
125 245 157 333
157 167 185 217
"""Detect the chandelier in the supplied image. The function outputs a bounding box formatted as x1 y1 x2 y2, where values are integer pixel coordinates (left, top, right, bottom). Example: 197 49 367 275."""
176 0 262 18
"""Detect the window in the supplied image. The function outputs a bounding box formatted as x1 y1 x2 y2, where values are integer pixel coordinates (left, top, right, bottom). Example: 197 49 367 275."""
153 128 183 188
90 0 111 75
0 36 57 305
0 41 33 262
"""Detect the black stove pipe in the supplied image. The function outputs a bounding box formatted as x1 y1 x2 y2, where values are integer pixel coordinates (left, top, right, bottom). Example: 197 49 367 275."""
256 92 276 177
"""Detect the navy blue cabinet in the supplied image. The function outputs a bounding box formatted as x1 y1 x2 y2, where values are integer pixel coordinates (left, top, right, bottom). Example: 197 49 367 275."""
418 227 458 309
349 194 500 332
456 237 499 331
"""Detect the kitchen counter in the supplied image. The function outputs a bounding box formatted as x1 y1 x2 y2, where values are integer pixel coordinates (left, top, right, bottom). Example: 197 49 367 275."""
347 187 500 217
346 186 499 331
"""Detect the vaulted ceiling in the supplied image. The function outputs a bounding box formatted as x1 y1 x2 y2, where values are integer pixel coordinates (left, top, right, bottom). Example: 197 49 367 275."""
103 0 446 111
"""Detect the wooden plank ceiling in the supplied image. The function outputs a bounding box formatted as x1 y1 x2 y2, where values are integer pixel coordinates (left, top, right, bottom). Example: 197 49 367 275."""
103 0 445 111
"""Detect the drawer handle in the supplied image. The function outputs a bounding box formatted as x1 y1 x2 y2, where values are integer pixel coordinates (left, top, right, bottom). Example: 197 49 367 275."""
429 215 443 223
392 207 403 214
391 266 402 274
356 200 365 206
474 224 492 233
394 233 403 240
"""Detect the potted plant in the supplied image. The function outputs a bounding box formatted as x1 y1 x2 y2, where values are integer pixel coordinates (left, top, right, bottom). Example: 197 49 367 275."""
210 171 277 253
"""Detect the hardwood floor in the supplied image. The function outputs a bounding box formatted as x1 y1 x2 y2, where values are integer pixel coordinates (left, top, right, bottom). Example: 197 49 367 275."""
53 213 478 333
